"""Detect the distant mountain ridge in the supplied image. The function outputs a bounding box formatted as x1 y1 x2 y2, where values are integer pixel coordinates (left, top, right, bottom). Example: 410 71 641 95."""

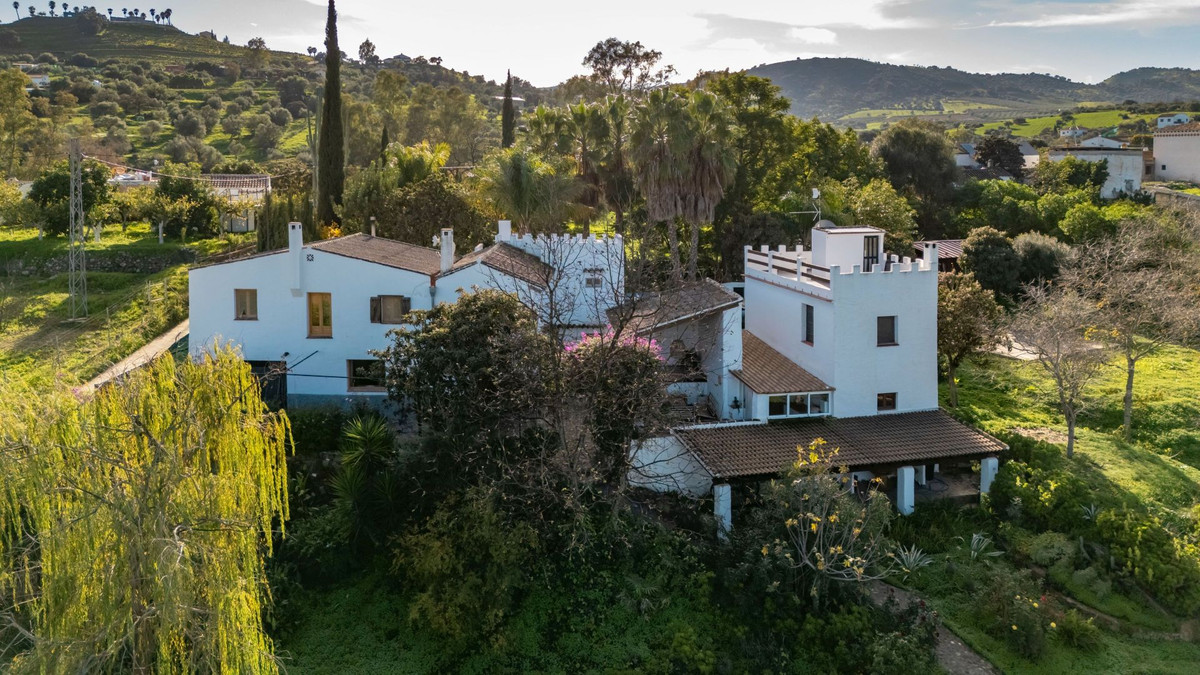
746 58 1200 123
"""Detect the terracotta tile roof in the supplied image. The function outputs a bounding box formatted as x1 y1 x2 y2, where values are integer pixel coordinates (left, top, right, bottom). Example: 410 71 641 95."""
310 234 443 275
731 331 830 394
447 242 552 287
610 279 742 336
675 410 1006 479
913 239 963 260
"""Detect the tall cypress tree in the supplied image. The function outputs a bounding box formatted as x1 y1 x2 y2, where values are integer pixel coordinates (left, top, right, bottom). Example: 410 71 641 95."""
316 0 345 226
501 70 515 148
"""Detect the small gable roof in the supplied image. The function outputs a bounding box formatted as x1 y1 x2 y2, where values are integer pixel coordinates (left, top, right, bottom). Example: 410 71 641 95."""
731 331 830 394
610 279 742 336
446 242 552 287
310 234 442 275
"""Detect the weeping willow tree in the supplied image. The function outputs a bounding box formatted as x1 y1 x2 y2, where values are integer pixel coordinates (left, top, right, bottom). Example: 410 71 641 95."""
0 349 290 673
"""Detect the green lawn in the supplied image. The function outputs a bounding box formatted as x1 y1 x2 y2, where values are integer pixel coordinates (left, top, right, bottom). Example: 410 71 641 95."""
899 347 1200 672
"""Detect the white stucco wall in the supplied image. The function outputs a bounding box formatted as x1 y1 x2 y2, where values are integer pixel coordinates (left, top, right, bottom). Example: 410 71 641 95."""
827 260 939 417
496 230 624 328
1048 149 1144 198
743 243 937 419
1157 114 1191 129
188 246 435 405
1154 132 1200 184
628 435 713 496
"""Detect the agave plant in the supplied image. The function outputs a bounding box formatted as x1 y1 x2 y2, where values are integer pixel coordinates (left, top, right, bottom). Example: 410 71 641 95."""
957 532 1004 562
894 544 934 580
1081 503 1101 522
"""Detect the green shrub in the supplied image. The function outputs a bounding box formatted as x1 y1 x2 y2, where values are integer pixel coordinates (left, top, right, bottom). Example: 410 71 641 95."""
1053 609 1101 650
1096 508 1200 614
989 460 1092 532
1069 565 1112 601
975 566 1050 659
1029 531 1075 568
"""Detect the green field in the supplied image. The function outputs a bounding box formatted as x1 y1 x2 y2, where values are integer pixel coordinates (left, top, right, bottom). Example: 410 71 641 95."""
0 224 250 386
979 109 1179 137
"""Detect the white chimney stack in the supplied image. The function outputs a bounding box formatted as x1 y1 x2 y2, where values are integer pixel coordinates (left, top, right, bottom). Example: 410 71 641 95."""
497 219 512 241
369 216 376 238
288 222 303 292
440 228 455 274
922 242 938 268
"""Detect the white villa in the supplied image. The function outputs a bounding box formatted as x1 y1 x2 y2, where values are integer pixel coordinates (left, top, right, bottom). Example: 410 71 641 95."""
1156 113 1192 129
627 222 1006 527
1154 122 1200 184
188 220 624 407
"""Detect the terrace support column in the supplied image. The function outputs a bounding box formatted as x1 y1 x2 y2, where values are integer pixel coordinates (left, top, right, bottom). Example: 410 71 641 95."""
896 466 915 516
714 483 732 540
915 465 927 487
980 456 999 495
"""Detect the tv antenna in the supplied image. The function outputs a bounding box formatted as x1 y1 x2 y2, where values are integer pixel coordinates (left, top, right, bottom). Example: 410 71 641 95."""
785 187 822 223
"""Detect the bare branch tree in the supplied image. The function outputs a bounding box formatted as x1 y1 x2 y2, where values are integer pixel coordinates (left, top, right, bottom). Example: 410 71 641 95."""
1009 285 1110 457
1060 217 1200 439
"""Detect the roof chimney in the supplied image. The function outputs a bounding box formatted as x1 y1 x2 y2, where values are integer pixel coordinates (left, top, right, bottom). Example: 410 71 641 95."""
369 216 376 238
440 228 455 274
288 222 303 292
922 242 938 268
497 219 512 241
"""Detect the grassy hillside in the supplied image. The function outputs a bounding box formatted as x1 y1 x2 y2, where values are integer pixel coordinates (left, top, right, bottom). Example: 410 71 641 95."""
0 16 255 62
750 57 1200 127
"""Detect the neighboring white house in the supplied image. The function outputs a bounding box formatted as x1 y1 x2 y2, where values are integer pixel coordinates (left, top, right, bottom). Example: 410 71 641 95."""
28 74 50 89
188 221 624 407
1059 126 1087 139
954 142 979 168
1047 147 1144 198
1080 136 1125 149
1157 113 1192 129
1154 122 1200 184
628 223 1006 526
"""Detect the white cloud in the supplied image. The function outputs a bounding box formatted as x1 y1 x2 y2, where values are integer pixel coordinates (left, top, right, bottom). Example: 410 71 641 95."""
787 27 838 44
988 0 1200 28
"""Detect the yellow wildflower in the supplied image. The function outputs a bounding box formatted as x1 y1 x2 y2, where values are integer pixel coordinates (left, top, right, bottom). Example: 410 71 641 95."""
1050 622 1057 629
1011 624 1018 631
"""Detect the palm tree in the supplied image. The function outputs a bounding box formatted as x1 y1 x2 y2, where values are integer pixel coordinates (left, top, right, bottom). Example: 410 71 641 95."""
13 1 20 20
147 7 153 21
631 88 688 281
678 90 737 279
599 95 635 234
27 4 34 17
121 6 126 15
106 7 111 18
161 7 169 24
565 102 608 218
523 105 569 158
476 147 581 234
47 0 54 16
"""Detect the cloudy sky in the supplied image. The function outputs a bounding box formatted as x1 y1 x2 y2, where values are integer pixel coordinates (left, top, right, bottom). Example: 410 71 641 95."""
160 0 1200 86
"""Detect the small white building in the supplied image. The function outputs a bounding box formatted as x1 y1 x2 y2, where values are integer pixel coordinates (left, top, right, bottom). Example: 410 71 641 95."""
1153 122 1200 184
628 223 1005 524
1059 126 1087 139
188 221 624 407
1080 136 1125 149
1047 147 1145 198
1156 113 1191 129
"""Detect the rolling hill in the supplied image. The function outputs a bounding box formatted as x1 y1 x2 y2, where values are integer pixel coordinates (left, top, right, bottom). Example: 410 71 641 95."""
0 16 255 63
747 58 1200 126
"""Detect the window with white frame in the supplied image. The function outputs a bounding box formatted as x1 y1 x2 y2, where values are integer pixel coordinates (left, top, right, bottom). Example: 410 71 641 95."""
767 392 832 419
234 288 257 320
803 304 814 344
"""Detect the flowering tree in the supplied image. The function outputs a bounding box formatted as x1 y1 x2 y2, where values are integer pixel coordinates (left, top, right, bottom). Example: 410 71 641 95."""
755 441 899 609
566 327 666 484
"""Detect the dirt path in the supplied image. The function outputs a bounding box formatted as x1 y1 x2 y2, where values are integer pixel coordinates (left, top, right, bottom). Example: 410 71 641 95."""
867 581 999 675
85 319 188 390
